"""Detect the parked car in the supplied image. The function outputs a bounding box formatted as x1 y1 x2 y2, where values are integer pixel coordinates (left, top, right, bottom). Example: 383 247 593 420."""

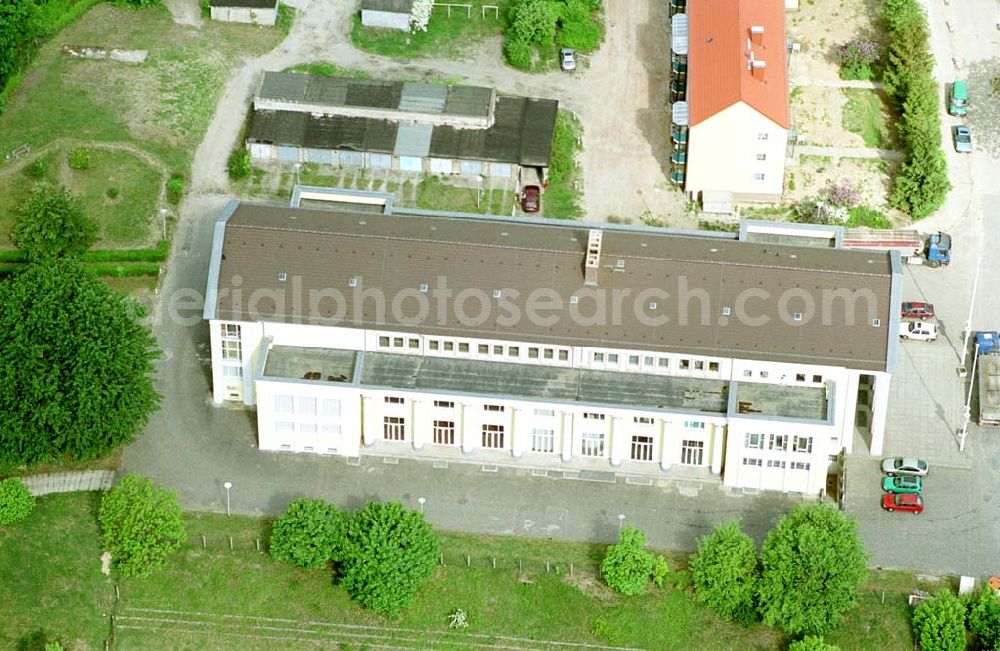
901 302 935 320
881 457 929 477
954 125 973 153
882 475 922 494
560 48 576 72
948 80 968 116
520 185 541 213
882 493 924 514
900 321 937 341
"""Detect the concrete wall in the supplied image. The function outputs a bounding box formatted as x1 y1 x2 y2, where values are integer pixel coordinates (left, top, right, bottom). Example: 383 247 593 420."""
685 102 787 203
361 9 411 31
210 5 277 26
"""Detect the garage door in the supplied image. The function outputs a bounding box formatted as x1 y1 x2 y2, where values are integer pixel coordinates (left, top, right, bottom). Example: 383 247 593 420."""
460 160 483 176
306 148 333 164
399 156 423 172
277 146 300 162
249 143 272 159
339 151 363 167
489 163 512 178
429 158 454 174
369 153 392 169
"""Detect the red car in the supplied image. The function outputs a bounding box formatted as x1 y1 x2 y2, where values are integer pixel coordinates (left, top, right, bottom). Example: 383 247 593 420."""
882 493 923 514
901 302 935 320
520 185 541 213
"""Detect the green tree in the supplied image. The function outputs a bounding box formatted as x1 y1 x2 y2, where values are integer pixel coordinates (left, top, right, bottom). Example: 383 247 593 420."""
339 501 438 614
968 588 1000 650
270 498 346 569
882 9 932 108
98 474 186 577
757 503 867 636
911 589 967 651
0 260 160 465
601 524 655 596
690 519 759 624
890 141 950 218
507 0 558 46
227 148 252 180
788 636 840 651
0 1 39 90
0 477 35 525
11 183 98 260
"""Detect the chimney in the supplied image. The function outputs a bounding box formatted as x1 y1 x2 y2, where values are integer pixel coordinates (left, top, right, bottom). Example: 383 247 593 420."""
750 25 764 46
584 229 603 286
752 58 766 80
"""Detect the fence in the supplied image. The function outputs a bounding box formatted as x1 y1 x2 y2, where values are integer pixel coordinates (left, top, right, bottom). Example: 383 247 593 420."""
432 2 500 19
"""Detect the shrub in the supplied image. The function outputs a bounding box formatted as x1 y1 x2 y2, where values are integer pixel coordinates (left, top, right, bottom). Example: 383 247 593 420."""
911 589 967 651
106 187 119 199
12 183 98 259
111 0 161 6
507 0 558 46
0 477 35 525
503 38 533 70
601 525 654 596
557 15 603 52
836 38 879 81
227 148 252 180
969 588 1000 650
789 636 840 651
166 175 183 205
67 148 90 170
270 498 346 569
824 180 860 207
24 159 47 179
846 205 891 228
409 0 433 32
339 501 438 614
651 554 669 589
98 474 185 577
690 520 759 625
276 3 294 32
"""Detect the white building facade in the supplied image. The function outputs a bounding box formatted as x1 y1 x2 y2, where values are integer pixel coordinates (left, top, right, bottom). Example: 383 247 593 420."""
204 201 901 495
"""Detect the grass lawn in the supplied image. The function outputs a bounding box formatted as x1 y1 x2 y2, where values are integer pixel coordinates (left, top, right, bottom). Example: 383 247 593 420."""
842 89 897 149
544 109 584 219
413 175 511 215
349 4 505 60
1 493 936 651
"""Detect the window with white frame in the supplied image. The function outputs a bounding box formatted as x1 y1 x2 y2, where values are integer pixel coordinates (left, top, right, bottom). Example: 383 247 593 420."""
220 324 241 339
742 457 762 467
531 428 555 453
581 431 606 457
658 358 669 369
559 350 569 361
321 424 342 435
683 420 706 430
767 460 787 469
322 399 341 419
791 461 810 470
434 400 454 409
593 352 605 363
608 354 619 364
681 440 704 465
583 412 605 420
631 435 654 462
275 394 294 414
275 421 294 432
744 432 764 449
222 366 242 378
378 336 390 347
634 416 654 425
433 420 455 445
482 424 505 449
299 423 317 434
385 396 404 404
769 434 788 451
534 408 555 417
793 436 813 453
298 397 316 417
484 404 505 412
383 416 406 441
221 339 242 360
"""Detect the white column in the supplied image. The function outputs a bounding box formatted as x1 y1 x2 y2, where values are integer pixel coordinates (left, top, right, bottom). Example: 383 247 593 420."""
870 373 891 456
610 416 628 467
412 400 429 451
462 404 477 455
561 411 574 462
511 408 529 459
660 420 672 470
710 424 725 475
839 372 861 455
362 395 378 447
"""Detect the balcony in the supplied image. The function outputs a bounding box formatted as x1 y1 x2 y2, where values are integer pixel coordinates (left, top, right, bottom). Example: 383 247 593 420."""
671 127 688 144
670 149 687 165
670 168 686 185
669 0 686 17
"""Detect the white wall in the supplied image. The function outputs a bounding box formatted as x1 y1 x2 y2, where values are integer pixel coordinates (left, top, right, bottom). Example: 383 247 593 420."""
723 418 834 494
210 5 277 26
361 9 410 31
685 102 787 202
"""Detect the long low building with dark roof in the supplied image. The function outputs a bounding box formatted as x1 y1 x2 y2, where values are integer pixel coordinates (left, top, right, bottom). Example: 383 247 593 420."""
203 199 901 495
246 72 559 180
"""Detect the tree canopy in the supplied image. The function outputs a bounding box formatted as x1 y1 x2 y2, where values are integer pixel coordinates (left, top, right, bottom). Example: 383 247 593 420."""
911 590 967 651
98 473 186 577
339 501 438 614
601 525 655 596
969 588 1000 650
788 636 840 651
690 519 759 624
270 498 347 570
0 259 160 465
757 503 868 636
12 183 99 259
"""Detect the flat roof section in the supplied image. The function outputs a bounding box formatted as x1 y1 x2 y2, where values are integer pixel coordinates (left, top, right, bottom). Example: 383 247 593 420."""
360 352 730 413
733 381 828 421
263 346 357 383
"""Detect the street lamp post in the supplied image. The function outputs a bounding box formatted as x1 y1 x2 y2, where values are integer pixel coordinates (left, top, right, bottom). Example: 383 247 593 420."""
960 258 983 369
223 481 232 517
417 497 426 513
160 208 168 240
959 342 980 452
617 513 626 531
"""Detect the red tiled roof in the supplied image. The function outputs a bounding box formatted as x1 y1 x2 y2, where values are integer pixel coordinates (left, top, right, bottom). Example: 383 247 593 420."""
687 0 789 128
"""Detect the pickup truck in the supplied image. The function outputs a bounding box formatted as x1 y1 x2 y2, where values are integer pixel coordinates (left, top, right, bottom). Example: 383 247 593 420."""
900 322 937 341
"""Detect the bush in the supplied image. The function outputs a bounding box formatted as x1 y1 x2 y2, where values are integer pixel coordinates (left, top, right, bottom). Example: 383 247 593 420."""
110 0 161 6
24 159 47 179
835 38 879 81
651 554 669 589
106 187 119 199
166 175 183 205
0 477 35 525
67 148 90 170
690 520 759 625
846 205 891 228
824 180 860 207
789 636 840 651
507 0 558 46
503 38 533 70
557 15 603 52
339 501 438 614
911 589 967 651
270 498 346 569
12 183 99 259
227 148 252 181
969 588 1000 650
276 3 295 32
98 474 185 577
601 525 654 596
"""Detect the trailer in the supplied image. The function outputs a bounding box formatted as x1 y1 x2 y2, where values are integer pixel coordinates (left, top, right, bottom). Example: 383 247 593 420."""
977 332 1000 427
842 229 951 267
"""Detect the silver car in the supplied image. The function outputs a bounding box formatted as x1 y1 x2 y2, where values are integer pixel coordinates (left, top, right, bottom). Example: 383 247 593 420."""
560 48 576 72
954 125 972 153
881 457 929 477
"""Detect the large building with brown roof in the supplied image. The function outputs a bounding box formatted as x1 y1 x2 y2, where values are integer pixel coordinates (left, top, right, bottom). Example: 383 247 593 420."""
671 0 790 205
203 199 901 494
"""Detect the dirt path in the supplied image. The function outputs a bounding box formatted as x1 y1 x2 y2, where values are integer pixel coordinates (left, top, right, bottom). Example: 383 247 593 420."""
190 0 676 220
163 0 203 28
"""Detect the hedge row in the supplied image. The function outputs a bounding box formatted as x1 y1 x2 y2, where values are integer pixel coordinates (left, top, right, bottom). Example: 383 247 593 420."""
0 261 161 277
0 240 169 263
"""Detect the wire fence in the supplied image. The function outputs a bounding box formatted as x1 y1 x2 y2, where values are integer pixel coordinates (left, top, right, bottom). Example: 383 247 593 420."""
432 2 500 19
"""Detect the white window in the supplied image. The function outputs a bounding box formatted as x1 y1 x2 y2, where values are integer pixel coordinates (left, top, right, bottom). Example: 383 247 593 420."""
681 440 704 465
628 355 640 367
608 354 619 364
459 343 470 353
393 337 404 347
429 340 439 351
534 408 555 417
680 359 690 371
593 352 605 363
793 436 813 453
791 461 811 471
658 358 669 369
753 173 765 181
298 397 316 416
322 399 341 418
385 396 404 404
769 434 788 451
683 421 705 430
767 460 787 469
419 283 429 293
298 423 317 434
742 457 762 467
378 336 390 347
634 416 654 425
757 132 769 141
760 370 770 379
583 412 605 420
275 421 294 432
531 428 555 453
275 395 294 414
482 424 505 449
221 339 242 360
631 435 654 462
433 420 455 445
479 344 489 354
383 416 405 441
744 432 764 449
321 424 341 435
559 350 569 361
223 365 242 378
743 369 752 378
709 362 720 372
581 431 606 457
484 404 505 412
408 339 419 350
220 324 241 339
434 400 454 408
812 375 822 383
348 276 358 287
756 153 766 161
